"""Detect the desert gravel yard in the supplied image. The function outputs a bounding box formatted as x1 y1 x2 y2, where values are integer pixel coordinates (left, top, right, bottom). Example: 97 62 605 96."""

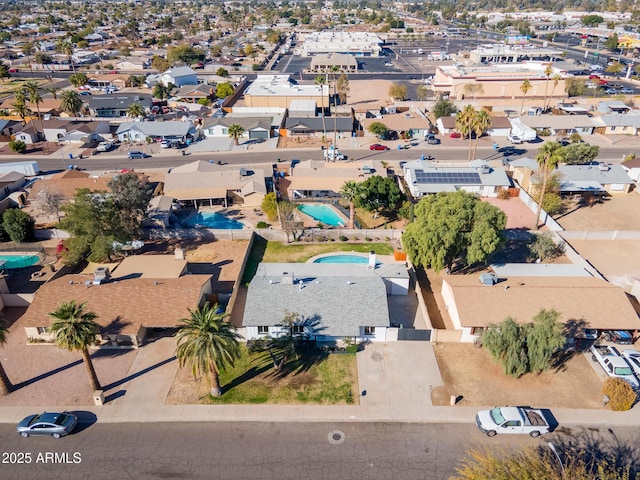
556 194 640 231
431 343 604 409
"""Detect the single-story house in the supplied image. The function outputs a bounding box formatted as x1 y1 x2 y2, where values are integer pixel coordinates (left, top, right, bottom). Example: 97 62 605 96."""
115 121 197 143
435 116 457 134
402 159 511 198
173 84 214 103
163 160 267 208
242 263 393 344
0 171 27 201
283 117 353 137
597 101 631 114
485 115 513 137
146 66 198 88
20 255 212 348
0 119 21 140
518 114 595 136
0 98 62 116
361 112 430 138
201 117 273 140
557 163 634 195
11 122 40 144
592 114 640 136
42 119 111 144
87 73 131 89
115 57 150 70
88 94 152 118
281 160 385 200
621 157 640 183
441 274 640 343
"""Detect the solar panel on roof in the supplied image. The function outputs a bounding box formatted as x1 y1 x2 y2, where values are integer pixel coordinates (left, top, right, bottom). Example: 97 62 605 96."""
413 170 481 185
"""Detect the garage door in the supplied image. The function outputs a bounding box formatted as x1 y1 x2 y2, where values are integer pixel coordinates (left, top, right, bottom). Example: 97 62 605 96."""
249 130 269 139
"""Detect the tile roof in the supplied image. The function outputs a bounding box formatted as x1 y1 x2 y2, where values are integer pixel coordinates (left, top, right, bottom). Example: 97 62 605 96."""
243 263 390 337
444 275 640 330
164 165 267 201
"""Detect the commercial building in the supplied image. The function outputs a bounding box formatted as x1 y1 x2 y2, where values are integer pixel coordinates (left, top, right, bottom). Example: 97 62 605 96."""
299 31 383 57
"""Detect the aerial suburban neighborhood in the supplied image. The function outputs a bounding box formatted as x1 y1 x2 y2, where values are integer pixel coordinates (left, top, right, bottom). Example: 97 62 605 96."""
1 0 640 478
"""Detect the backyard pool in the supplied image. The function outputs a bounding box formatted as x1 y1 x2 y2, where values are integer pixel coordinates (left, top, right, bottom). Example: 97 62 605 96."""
182 212 245 229
0 253 43 269
297 204 345 227
313 255 380 265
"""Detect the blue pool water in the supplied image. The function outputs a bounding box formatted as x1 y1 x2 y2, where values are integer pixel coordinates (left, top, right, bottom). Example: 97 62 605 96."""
297 204 345 227
313 255 379 264
0 254 41 269
182 212 244 229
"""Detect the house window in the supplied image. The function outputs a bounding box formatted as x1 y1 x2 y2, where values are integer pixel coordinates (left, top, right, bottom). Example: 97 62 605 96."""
292 325 304 335
257 326 269 334
36 327 48 335
222 128 228 135
364 326 376 336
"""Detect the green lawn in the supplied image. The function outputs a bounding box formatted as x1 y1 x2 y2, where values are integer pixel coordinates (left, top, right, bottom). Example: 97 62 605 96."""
241 237 394 283
206 345 358 405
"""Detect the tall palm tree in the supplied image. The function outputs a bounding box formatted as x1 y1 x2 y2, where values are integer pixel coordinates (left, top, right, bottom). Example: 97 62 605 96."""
21 42 35 75
0 316 13 395
471 109 492 160
548 74 561 111
535 142 563 229
314 75 328 149
330 65 340 148
23 82 44 141
227 123 245 145
11 99 31 126
340 180 362 230
455 104 476 161
175 302 241 397
43 86 59 100
126 102 145 118
48 300 101 392
520 79 532 115
60 89 83 116
56 39 76 75
542 65 553 113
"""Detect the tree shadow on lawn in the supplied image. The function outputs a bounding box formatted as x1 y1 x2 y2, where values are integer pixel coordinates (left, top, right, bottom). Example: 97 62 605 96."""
270 348 330 381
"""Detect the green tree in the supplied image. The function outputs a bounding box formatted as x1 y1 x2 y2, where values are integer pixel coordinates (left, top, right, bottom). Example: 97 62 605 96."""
23 81 44 140
535 142 563 229
456 105 476 160
388 82 407 100
367 121 388 138
340 180 363 230
175 302 242 397
0 316 13 395
581 14 604 26
2 208 35 242
216 67 229 77
126 102 145 118
48 301 101 391
520 79 532 114
167 44 205 64
60 89 83 116
529 232 564 261
433 98 458 118
471 109 491 160
453 446 632 480
227 123 245 145
564 77 587 98
261 192 278 221
108 172 153 238
68 72 89 87
416 85 429 101
604 33 619 51
215 82 234 99
151 55 170 72
8 139 27 153
357 176 405 218
606 61 624 75
560 143 600 165
0 62 9 83
481 309 565 378
336 73 350 105
56 38 76 75
402 191 506 272
152 84 170 100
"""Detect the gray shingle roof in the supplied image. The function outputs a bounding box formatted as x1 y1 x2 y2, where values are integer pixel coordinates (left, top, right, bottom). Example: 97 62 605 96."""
557 164 633 185
116 121 194 137
88 94 152 110
243 263 390 337
285 117 354 132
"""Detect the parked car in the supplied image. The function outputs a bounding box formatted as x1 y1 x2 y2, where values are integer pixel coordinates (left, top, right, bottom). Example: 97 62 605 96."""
621 349 640 377
582 329 600 340
620 88 635 94
380 130 399 141
449 132 461 138
425 134 440 145
475 407 551 437
507 134 523 144
80 91 92 96
369 144 390 151
605 89 619 95
8 68 19 73
17 412 77 438
604 330 634 344
588 74 601 80
590 344 639 388
96 141 115 152
128 151 150 159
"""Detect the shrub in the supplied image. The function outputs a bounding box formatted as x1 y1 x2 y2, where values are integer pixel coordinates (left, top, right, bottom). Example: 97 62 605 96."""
603 378 637 411
256 221 269 229
339 235 348 241
497 189 510 200
8 140 26 154
365 237 372 241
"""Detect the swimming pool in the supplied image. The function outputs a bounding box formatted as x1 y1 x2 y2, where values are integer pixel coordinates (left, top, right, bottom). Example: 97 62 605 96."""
182 212 245 229
297 204 345 227
0 254 42 269
313 255 379 264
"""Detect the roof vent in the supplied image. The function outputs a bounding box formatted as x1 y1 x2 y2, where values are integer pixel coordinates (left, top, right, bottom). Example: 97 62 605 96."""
93 267 111 285
479 273 497 286
597 162 611 171
282 271 294 285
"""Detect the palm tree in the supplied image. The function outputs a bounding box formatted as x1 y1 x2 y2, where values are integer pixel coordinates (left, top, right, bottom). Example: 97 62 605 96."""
330 65 340 148
535 142 563 229
314 75 327 149
60 89 83 116
542 65 553 113
455 104 476 161
471 109 492 160
520 79 532 115
11 99 31 125
23 81 44 141
175 302 241 397
56 39 76 75
43 86 59 100
48 300 101 392
340 180 362 230
548 74 561 111
21 42 35 75
0 316 13 395
126 102 145 118
227 123 245 145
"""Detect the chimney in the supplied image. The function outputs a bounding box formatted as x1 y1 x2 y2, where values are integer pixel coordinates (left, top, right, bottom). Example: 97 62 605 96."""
282 272 294 285
175 247 185 260
368 251 376 269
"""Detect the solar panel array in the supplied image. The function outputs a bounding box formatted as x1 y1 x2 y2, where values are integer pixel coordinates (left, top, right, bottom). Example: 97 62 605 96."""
413 169 481 185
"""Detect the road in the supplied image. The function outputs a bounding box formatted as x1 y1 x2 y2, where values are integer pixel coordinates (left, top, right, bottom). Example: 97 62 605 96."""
3 420 634 480
26 141 637 174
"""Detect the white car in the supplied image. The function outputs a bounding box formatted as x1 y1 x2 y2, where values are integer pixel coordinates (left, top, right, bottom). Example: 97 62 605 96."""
621 350 640 377
507 134 522 144
384 62 393 67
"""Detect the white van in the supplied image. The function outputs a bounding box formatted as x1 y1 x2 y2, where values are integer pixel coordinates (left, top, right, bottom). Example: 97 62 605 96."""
589 64 604 72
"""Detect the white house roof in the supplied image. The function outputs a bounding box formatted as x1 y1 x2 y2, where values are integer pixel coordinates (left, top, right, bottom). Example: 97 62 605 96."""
592 114 640 128
116 121 194 137
162 66 197 78
557 163 634 186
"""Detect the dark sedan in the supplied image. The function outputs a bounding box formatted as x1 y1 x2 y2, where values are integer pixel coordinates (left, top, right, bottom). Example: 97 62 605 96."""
17 412 77 438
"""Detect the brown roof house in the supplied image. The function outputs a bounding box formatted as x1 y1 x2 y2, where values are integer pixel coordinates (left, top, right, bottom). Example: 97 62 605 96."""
20 254 213 348
163 160 267 208
440 272 640 343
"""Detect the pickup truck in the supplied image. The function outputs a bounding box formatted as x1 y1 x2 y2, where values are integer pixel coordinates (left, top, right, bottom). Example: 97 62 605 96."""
96 141 114 152
590 344 639 389
476 407 550 437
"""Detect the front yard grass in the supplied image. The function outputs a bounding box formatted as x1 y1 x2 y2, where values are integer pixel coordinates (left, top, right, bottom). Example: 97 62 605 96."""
206 345 358 405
